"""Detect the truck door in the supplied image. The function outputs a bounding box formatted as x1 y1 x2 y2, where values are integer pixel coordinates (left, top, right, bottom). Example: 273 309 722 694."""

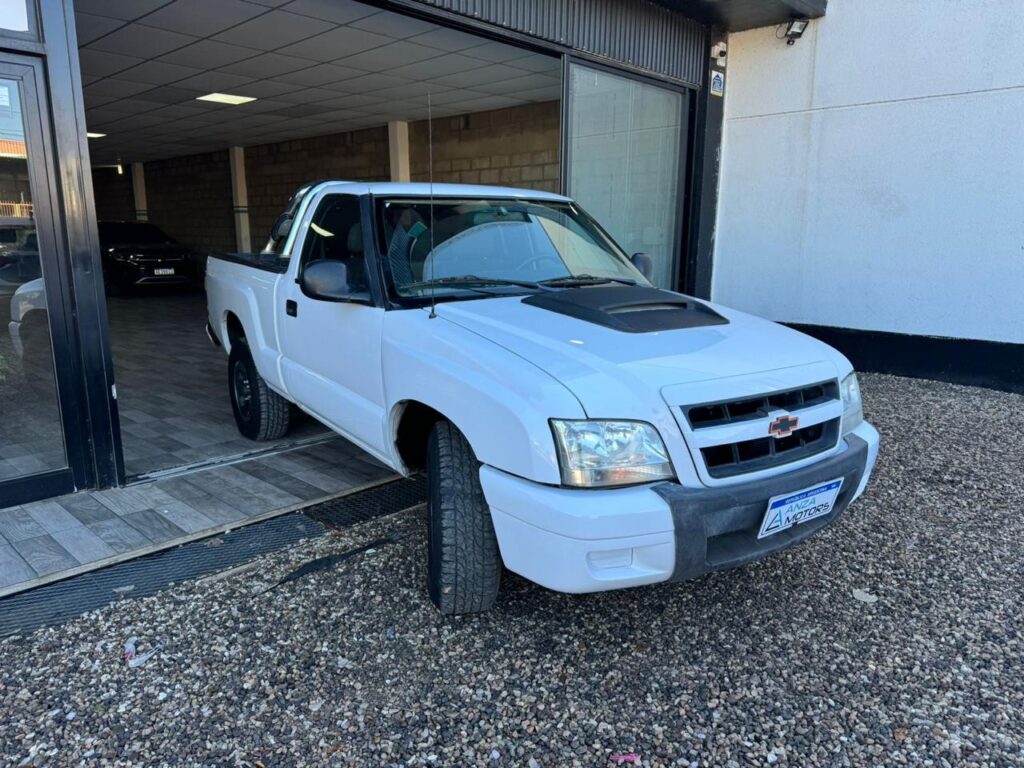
278 192 387 458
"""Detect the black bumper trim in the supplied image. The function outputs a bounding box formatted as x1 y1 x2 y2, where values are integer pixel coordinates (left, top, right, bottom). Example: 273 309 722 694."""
654 435 869 582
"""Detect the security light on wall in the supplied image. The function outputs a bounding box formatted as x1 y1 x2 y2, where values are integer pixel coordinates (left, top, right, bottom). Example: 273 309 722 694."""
783 19 809 45
196 92 257 105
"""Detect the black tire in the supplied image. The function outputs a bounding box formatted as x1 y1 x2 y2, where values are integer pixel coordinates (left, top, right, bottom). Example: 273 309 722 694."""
426 420 502 615
228 341 290 441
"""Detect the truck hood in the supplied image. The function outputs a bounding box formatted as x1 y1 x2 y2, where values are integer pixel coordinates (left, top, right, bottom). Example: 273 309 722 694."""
436 291 849 416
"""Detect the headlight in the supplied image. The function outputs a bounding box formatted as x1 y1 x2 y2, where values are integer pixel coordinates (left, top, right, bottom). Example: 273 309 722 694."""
550 419 674 488
840 373 863 434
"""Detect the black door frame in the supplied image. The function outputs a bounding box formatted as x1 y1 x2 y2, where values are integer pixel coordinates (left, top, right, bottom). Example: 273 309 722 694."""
0 0 122 507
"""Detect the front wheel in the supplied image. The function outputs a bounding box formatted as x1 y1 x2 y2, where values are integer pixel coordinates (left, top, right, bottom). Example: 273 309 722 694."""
228 341 290 441
426 420 502 615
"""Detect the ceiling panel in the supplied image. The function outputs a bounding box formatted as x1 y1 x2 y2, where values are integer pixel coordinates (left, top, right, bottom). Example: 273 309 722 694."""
271 63 366 88
88 24 198 59
116 60 205 86
407 26 482 52
130 86 207 105
387 53 483 81
142 0 267 37
158 39 259 68
212 9 336 50
220 52 314 79
78 48 143 77
173 71 257 93
84 76 152 97
74 0 169 20
74 12 124 45
460 41 531 64
282 0 376 24
270 86 347 105
276 26 391 61
226 79 299 99
432 63 530 90
348 10 437 38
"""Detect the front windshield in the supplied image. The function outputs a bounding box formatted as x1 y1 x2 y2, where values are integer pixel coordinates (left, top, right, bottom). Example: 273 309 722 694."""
376 197 648 300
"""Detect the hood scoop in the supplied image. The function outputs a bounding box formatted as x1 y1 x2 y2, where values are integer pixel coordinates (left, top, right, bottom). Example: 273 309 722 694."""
521 285 728 333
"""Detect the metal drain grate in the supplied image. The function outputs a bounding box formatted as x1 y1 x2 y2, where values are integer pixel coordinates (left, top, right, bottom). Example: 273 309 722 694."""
304 475 427 529
0 476 426 638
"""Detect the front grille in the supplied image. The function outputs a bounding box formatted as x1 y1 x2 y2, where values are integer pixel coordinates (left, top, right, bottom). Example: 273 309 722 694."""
700 417 840 478
687 381 838 429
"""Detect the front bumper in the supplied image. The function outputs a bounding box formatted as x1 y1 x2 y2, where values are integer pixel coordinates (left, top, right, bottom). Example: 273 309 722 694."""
482 421 879 593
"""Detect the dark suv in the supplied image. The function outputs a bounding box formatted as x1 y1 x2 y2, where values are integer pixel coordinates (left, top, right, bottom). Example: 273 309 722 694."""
98 221 202 293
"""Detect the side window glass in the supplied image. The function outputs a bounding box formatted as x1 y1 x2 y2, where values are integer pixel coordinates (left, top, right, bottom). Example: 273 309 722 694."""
300 196 362 261
299 195 367 290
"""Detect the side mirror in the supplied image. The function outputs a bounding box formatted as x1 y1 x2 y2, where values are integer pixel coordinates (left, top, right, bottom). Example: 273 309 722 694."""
270 213 293 243
630 252 654 281
300 259 371 304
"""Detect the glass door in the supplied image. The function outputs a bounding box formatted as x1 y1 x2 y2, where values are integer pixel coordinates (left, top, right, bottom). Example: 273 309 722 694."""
0 56 85 506
565 62 689 289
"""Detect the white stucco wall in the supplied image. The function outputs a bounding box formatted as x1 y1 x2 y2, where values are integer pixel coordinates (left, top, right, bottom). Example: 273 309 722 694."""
712 0 1024 344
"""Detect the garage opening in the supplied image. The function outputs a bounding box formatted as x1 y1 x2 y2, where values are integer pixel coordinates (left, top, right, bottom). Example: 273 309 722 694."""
74 0 562 481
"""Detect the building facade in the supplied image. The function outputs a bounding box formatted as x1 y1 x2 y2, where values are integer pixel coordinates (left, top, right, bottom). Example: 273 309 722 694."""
3 0 1017 514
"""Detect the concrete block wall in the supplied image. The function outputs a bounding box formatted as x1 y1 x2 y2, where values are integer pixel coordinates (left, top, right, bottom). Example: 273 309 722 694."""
144 151 235 253
90 167 134 223
409 101 560 192
245 127 389 246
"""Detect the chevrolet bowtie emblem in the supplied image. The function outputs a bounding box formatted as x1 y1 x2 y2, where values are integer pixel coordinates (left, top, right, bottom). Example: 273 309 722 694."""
768 415 799 438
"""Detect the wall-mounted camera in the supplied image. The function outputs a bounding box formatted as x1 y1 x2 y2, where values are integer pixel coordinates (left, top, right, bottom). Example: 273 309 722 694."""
711 42 727 67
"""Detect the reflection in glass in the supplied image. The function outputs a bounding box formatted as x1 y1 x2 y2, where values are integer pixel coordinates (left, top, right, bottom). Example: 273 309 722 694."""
567 65 684 289
0 0 28 32
0 77 67 482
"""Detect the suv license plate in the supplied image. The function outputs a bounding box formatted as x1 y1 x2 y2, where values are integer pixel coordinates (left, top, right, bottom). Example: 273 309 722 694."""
154 267 175 276
758 478 844 539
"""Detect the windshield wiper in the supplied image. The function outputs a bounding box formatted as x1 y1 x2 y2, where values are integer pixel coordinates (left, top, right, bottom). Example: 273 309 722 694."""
403 275 549 293
539 274 637 287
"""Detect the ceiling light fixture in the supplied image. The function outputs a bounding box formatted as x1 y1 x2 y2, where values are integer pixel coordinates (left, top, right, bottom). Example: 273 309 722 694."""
87 132 106 138
196 92 257 105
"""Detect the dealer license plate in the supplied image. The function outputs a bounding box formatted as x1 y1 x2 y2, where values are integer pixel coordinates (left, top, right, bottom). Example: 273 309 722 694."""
758 477 844 539
154 267 175 276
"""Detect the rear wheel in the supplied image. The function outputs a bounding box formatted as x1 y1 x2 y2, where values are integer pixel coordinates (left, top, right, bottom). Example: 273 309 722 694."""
426 420 501 614
228 341 290 441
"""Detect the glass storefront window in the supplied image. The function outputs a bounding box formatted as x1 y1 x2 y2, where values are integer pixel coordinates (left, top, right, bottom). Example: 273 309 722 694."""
0 76 67 482
0 0 28 32
566 63 686 289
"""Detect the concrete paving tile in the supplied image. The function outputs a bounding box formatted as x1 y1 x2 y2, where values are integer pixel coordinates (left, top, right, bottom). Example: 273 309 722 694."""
122 509 187 544
57 494 117 525
50 525 117 564
88 518 153 554
0 507 48 543
0 543 35 588
12 535 80 576
23 500 83 534
153 501 216 534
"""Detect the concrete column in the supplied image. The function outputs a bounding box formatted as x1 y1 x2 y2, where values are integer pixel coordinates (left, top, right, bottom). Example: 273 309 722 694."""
228 146 251 253
131 162 148 221
388 120 411 182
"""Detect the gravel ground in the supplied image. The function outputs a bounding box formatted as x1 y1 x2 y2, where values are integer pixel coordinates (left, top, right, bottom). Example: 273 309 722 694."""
1 373 1022 767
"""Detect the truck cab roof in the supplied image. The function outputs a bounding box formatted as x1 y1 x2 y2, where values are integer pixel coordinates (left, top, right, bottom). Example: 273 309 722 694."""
300 180 571 202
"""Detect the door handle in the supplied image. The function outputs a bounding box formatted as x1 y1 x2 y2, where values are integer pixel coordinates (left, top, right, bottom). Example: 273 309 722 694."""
286 299 297 317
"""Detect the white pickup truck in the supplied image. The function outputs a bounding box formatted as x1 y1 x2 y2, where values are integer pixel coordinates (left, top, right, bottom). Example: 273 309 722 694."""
206 181 879 614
